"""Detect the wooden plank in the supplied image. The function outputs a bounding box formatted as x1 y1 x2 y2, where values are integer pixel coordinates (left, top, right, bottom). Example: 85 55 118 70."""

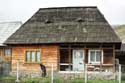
57 46 60 71
12 45 59 72
113 44 115 72
68 45 71 70
100 44 102 71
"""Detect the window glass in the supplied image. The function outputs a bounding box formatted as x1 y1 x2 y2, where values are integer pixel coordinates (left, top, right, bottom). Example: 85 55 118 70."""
26 51 30 62
36 51 40 62
25 50 41 62
79 51 83 58
90 51 95 62
96 51 101 62
5 49 11 56
74 51 76 58
74 51 83 59
89 50 102 64
31 51 35 62
76 51 80 58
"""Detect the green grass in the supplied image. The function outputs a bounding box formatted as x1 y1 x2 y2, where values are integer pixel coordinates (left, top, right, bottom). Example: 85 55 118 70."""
21 77 42 83
68 78 84 83
0 76 16 82
88 80 125 83
0 76 125 83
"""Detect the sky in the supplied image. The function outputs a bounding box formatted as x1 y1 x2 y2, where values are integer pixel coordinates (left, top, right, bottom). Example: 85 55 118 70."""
0 0 125 25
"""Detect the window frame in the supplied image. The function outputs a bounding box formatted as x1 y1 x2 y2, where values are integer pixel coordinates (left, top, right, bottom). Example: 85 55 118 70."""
4 48 12 56
88 50 103 64
25 49 41 63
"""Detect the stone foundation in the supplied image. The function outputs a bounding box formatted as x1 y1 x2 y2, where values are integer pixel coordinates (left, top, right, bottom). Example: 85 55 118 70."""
10 71 42 78
9 71 115 80
87 72 115 80
58 71 115 80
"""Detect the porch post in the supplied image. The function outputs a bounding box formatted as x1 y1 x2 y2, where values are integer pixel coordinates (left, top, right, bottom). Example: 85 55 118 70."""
100 44 103 71
68 45 71 71
58 46 60 71
84 45 86 71
113 44 116 72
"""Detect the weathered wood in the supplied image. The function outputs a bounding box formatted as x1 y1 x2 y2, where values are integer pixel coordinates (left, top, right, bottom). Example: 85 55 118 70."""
11 45 59 73
68 45 71 70
113 44 116 72
0 48 12 62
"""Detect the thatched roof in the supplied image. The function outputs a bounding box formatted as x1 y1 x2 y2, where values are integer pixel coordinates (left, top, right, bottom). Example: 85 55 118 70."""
5 6 121 45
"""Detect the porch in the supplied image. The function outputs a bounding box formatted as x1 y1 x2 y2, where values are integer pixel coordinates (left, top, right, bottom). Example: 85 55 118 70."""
58 44 115 72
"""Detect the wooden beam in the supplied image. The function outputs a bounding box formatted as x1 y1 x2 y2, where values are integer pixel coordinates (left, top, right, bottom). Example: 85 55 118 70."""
58 46 60 71
113 44 115 72
68 45 71 71
100 44 103 71
84 45 86 64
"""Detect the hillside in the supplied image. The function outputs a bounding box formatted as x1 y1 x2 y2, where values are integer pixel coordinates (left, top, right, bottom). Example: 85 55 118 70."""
114 25 125 43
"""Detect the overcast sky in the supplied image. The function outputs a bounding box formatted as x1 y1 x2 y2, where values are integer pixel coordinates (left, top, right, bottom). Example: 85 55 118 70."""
0 0 125 25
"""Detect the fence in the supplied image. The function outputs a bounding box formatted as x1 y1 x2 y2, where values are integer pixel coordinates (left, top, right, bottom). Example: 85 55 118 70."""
0 61 11 76
84 64 122 83
46 64 122 83
49 63 124 83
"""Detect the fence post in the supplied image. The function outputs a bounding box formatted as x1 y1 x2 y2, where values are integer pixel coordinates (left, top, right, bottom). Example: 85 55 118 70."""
15 59 20 82
51 64 54 83
119 64 121 83
85 64 87 83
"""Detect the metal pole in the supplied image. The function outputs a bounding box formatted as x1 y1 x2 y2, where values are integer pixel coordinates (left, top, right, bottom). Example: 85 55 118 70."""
119 64 121 83
51 64 54 83
15 60 20 82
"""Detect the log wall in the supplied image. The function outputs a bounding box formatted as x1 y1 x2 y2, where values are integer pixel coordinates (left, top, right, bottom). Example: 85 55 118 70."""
0 48 11 62
11 45 59 74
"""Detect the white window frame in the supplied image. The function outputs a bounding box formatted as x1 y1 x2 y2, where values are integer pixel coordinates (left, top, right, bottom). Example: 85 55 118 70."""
88 50 103 64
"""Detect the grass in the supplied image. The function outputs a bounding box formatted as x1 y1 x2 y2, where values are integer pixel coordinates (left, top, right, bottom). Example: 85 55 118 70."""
88 80 125 83
0 76 125 83
0 76 16 82
21 77 42 83
68 78 85 83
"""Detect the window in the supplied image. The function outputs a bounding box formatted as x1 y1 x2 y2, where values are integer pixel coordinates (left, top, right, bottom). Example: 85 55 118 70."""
89 50 103 64
60 49 72 71
5 48 11 56
25 50 41 63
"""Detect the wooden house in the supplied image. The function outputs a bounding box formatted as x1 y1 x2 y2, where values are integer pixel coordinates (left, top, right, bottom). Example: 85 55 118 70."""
4 7 121 76
0 22 22 75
